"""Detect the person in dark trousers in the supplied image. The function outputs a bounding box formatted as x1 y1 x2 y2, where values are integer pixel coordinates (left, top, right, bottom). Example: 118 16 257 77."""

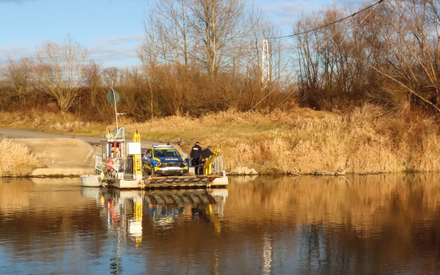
190 141 202 175
201 146 213 175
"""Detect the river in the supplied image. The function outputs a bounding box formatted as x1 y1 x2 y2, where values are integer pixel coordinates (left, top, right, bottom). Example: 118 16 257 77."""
1 174 440 274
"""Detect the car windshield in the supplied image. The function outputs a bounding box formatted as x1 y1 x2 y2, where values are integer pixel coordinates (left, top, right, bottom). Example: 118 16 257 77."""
153 148 180 158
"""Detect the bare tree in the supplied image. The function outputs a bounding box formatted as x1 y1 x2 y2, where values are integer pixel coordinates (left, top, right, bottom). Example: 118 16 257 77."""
136 0 291 118
102 67 120 88
189 0 247 74
140 0 262 75
139 9 165 65
156 0 191 65
34 36 88 112
82 61 103 107
371 0 440 111
4 57 35 102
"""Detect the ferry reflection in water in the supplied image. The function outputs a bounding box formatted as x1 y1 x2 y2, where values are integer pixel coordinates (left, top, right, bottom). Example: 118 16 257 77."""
81 187 227 245
80 187 227 274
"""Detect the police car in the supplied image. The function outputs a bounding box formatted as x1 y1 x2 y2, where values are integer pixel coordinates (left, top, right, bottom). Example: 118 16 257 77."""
142 144 188 176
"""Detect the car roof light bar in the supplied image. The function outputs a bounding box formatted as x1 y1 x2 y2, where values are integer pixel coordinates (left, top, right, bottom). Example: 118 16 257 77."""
152 144 173 148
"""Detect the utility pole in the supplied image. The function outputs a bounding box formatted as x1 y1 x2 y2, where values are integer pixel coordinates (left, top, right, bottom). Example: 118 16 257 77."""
261 38 270 88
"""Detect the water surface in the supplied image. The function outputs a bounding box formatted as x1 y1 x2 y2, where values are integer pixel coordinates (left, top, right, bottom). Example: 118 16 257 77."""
1 174 440 274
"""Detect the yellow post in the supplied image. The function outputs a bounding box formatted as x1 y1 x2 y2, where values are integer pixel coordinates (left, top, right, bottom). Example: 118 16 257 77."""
205 204 221 234
203 149 220 175
133 130 140 143
135 202 143 222
133 130 142 175
134 202 143 245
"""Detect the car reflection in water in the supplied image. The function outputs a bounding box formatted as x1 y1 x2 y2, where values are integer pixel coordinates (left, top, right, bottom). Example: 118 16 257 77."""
81 187 228 245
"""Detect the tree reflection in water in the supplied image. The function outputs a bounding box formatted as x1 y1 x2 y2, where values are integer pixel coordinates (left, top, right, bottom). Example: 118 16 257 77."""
1 174 440 274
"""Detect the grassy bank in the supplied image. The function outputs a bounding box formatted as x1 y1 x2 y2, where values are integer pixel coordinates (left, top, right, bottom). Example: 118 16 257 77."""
2 105 440 175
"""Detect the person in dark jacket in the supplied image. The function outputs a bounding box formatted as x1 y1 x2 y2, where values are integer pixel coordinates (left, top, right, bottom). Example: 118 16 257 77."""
202 146 213 160
201 146 213 175
190 142 202 175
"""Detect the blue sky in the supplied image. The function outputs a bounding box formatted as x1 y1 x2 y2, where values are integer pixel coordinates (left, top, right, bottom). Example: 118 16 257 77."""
0 0 365 68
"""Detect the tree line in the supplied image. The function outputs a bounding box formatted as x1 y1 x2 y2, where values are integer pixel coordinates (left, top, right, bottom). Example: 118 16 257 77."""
0 0 439 122
295 0 440 114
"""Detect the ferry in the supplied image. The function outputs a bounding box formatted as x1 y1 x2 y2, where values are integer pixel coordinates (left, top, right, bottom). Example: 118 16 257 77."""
81 127 228 189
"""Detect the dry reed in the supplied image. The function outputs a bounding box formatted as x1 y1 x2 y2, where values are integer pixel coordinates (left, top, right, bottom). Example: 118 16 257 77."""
0 139 39 176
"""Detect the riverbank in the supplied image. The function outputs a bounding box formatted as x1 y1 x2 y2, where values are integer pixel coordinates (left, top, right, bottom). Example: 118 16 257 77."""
2 104 440 176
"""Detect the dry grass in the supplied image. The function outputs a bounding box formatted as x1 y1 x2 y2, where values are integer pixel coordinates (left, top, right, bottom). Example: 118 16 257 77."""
2 105 440 174
112 106 440 174
0 139 39 176
0 111 106 136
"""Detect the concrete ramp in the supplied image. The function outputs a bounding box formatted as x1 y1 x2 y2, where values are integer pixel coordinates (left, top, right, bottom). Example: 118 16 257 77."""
11 138 96 176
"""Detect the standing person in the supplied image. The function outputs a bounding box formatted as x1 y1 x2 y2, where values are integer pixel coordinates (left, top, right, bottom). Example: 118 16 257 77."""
190 141 202 175
201 146 213 175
